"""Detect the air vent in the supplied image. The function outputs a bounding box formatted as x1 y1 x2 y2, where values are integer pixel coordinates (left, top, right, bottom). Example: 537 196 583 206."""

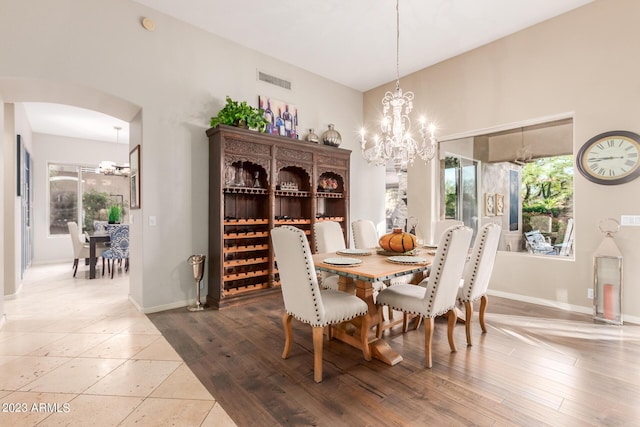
258 71 291 90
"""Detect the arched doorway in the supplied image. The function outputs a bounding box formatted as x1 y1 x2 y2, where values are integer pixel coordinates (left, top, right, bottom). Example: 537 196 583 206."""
0 78 142 301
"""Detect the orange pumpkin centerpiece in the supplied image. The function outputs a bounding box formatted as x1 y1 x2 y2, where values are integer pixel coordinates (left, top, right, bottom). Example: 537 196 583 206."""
379 228 417 253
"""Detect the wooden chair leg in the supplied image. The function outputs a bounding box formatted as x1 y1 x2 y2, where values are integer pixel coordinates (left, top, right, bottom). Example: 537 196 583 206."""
281 312 293 359
376 304 384 339
359 314 371 361
424 317 434 368
413 315 423 330
465 300 473 346
447 309 457 353
111 260 115 278
479 295 488 333
73 258 79 277
102 258 105 276
312 326 324 383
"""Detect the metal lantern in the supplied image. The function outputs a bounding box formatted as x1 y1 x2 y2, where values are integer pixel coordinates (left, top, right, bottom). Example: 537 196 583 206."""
593 219 622 325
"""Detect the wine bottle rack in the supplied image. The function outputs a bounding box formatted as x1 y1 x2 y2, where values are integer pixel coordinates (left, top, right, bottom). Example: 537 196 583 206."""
207 125 350 308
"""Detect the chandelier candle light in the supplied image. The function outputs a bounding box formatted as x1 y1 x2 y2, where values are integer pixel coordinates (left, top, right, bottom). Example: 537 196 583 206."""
360 0 438 172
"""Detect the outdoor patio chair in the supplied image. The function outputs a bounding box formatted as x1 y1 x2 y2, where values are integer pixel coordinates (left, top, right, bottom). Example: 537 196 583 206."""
524 230 556 254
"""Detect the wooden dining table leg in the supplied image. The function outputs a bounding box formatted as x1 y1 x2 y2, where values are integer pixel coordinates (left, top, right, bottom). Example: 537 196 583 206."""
329 277 403 366
354 279 403 366
89 239 97 279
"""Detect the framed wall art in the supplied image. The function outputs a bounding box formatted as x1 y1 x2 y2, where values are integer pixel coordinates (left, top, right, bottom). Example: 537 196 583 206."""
485 192 495 216
16 134 22 196
258 95 298 139
495 193 504 216
129 145 141 209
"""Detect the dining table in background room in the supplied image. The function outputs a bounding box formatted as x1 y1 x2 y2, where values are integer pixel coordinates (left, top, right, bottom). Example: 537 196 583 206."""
88 231 110 279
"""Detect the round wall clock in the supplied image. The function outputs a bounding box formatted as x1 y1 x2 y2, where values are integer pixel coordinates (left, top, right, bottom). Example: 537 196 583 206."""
576 130 640 185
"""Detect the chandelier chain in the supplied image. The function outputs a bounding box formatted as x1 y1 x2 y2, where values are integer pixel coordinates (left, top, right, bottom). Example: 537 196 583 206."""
395 0 400 88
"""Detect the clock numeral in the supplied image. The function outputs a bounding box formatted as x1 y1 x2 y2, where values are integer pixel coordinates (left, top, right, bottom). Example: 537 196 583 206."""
596 143 605 150
607 139 615 147
628 152 638 158
589 162 599 171
625 160 636 167
609 169 615 177
625 145 636 151
598 168 605 175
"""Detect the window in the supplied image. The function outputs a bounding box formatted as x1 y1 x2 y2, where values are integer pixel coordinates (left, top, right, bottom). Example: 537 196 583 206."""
48 163 130 235
385 166 407 232
442 155 479 238
521 155 574 255
438 118 574 257
49 164 79 235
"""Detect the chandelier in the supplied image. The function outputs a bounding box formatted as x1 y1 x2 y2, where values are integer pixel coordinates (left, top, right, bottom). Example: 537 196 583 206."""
514 128 532 165
97 126 130 175
360 0 437 172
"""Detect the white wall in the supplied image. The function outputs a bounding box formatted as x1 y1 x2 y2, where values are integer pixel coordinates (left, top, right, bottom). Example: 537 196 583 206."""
0 100 4 323
364 0 640 321
2 103 20 296
32 133 129 263
0 0 369 312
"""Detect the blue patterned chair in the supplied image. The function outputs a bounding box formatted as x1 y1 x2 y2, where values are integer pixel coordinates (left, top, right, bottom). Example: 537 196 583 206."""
93 220 109 232
101 224 129 278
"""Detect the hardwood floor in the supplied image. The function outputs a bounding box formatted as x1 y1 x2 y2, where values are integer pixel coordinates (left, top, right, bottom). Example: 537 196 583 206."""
148 295 640 426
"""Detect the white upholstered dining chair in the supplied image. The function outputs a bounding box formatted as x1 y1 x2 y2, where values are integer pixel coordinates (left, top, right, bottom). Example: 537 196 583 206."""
351 219 379 249
271 226 371 383
67 221 105 277
375 225 473 368
457 222 501 346
433 219 464 245
312 221 346 290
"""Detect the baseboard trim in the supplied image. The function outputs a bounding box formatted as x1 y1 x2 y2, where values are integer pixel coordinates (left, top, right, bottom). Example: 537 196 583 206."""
130 295 192 314
4 282 24 300
488 290 639 325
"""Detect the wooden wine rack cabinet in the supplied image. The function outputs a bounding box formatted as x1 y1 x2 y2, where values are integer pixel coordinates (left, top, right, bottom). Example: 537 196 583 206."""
207 125 350 308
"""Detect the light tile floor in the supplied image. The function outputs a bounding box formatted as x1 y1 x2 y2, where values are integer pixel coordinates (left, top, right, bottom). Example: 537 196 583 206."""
0 262 237 427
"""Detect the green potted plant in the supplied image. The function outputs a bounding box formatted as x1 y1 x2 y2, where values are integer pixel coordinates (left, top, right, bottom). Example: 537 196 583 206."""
210 96 268 132
108 205 122 224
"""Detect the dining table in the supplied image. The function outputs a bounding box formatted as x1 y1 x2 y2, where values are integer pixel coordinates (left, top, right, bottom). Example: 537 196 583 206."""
312 248 435 366
87 231 110 279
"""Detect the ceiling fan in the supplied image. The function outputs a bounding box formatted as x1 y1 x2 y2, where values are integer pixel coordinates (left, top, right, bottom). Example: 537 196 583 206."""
97 161 130 176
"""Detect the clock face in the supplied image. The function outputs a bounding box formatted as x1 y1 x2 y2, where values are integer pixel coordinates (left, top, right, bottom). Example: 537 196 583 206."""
577 131 640 185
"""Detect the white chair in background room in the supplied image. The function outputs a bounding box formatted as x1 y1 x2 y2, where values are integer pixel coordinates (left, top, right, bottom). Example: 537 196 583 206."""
67 221 104 277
